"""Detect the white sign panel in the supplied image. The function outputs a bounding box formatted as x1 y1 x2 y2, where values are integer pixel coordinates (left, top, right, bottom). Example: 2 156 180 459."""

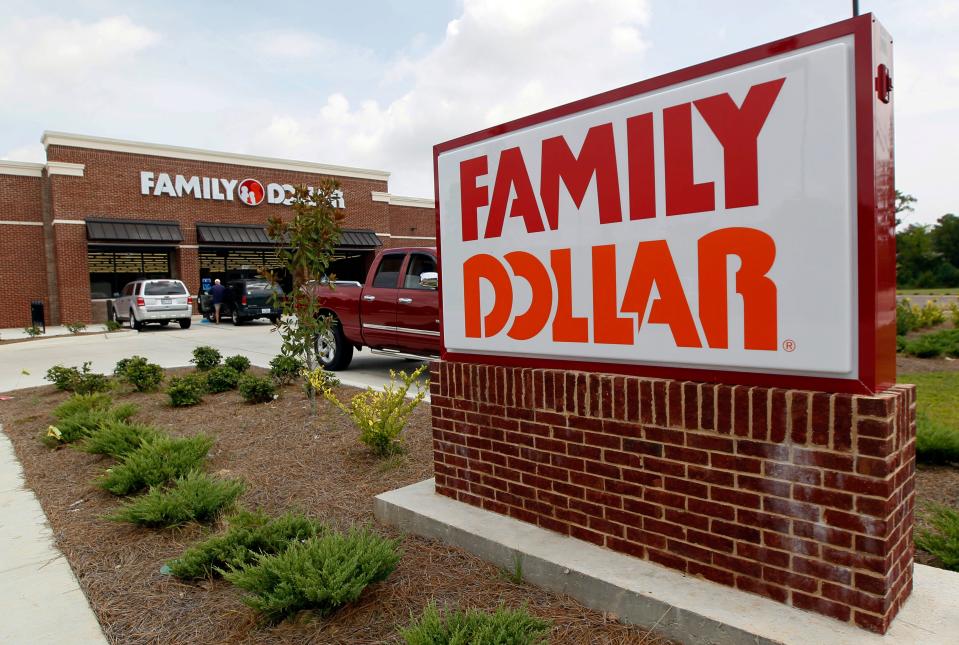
436 37 858 379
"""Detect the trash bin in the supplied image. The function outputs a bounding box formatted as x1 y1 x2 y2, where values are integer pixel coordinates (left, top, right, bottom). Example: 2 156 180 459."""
30 300 45 333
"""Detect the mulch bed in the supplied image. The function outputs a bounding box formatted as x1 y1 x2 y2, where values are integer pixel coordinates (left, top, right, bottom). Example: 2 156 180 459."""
0 369 671 645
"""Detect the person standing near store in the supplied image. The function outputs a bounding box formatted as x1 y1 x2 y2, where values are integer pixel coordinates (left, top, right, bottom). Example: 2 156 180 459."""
210 279 226 324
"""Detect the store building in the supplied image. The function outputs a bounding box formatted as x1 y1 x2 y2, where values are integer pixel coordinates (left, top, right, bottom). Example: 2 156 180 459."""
0 132 436 328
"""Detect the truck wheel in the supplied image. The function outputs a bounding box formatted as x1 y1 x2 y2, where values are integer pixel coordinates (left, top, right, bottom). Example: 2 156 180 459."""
179 318 192 329
231 309 243 326
316 320 353 371
130 310 143 331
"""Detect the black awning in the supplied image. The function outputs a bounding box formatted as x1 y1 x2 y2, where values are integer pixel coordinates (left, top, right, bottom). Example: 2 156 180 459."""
197 223 278 245
86 219 183 243
339 229 382 249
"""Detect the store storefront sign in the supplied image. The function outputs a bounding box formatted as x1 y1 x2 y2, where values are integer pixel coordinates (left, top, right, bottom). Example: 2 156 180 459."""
139 171 345 208
435 24 895 394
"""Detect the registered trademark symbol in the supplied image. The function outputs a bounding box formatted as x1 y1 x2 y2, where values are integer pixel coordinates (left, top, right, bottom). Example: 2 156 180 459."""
783 339 796 352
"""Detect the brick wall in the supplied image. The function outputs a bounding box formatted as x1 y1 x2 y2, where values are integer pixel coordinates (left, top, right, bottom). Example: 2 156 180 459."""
430 361 916 634
51 222 92 324
0 225 48 328
0 173 48 328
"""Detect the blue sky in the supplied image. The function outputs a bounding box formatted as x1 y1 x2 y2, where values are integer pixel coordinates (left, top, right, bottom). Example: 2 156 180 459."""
1 0 955 225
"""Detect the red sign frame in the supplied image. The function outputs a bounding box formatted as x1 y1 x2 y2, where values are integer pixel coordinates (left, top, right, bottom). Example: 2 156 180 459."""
432 14 895 395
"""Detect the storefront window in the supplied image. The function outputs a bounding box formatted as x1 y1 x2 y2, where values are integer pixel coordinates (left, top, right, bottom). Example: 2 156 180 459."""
88 249 171 298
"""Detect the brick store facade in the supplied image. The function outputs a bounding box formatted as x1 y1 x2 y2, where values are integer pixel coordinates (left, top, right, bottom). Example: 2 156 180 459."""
0 131 436 328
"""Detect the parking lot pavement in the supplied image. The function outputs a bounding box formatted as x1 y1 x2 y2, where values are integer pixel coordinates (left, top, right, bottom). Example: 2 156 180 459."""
0 317 428 394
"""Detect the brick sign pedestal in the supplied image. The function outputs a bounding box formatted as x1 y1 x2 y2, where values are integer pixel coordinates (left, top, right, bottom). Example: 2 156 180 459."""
430 361 916 634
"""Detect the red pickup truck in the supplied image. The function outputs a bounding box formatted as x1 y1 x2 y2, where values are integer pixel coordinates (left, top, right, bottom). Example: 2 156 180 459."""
313 247 440 370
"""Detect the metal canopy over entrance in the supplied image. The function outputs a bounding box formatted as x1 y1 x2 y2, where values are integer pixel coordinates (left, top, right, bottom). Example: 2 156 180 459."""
86 219 183 243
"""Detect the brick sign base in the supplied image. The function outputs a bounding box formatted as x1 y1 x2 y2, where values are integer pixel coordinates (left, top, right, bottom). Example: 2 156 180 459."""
429 361 916 634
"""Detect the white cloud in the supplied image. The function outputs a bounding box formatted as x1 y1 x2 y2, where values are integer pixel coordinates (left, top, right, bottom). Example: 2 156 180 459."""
0 15 158 82
245 0 652 196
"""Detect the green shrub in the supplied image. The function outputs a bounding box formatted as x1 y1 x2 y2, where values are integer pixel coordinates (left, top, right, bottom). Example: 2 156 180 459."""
46 365 80 390
45 399 137 446
915 414 959 465
325 366 426 457
223 527 401 622
191 346 222 371
167 374 206 407
917 300 947 328
401 602 551 645
239 374 276 404
66 322 87 334
224 355 251 373
105 319 122 332
53 392 113 420
98 434 213 495
915 504 959 571
897 299 918 335
45 362 109 394
108 471 244 528
269 354 303 385
205 366 241 393
114 355 164 392
80 420 163 458
47 362 109 394
896 335 907 353
303 366 340 397
904 329 959 359
23 325 43 337
167 510 324 579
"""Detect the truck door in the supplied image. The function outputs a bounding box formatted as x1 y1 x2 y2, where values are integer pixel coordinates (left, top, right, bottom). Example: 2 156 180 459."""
359 252 405 348
394 252 440 353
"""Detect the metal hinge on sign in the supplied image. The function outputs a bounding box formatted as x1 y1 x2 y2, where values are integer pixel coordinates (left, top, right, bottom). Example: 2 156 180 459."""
876 64 892 104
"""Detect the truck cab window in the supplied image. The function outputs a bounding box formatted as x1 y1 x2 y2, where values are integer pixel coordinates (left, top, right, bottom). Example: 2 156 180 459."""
372 254 404 288
403 254 437 290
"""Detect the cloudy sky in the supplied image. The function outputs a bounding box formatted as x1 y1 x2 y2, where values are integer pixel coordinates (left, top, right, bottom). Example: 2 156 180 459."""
1 0 955 225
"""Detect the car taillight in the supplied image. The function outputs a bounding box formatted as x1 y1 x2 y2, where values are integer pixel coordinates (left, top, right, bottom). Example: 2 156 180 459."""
187 296 193 305
241 295 247 305
136 296 145 306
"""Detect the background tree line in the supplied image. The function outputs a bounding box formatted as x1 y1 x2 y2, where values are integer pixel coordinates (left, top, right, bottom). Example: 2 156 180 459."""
896 190 959 288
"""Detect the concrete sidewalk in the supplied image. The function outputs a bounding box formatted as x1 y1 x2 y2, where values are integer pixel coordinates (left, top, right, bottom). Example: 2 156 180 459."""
0 323 125 341
0 428 107 644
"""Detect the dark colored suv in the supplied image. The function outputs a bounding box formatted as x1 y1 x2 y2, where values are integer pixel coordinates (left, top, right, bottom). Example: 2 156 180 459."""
200 279 283 325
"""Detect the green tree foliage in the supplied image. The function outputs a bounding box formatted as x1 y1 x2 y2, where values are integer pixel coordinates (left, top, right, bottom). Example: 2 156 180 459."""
263 182 343 414
896 194 959 288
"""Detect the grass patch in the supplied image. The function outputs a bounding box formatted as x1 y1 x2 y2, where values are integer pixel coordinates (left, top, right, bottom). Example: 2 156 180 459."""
80 420 164 458
108 471 244 528
915 504 959 571
98 434 213 495
400 602 551 645
916 414 959 465
167 509 324 579
223 527 401 622
900 371 959 432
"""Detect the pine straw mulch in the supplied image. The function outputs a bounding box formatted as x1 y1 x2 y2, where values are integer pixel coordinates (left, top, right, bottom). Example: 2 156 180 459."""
0 369 673 645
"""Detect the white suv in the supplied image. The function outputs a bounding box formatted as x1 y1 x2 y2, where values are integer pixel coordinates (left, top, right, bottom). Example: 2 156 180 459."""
115 279 194 330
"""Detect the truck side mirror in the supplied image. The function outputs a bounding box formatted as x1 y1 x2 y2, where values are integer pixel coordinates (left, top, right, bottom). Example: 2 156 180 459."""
419 272 438 289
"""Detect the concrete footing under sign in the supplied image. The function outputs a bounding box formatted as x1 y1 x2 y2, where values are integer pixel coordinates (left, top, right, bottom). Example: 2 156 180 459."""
374 479 959 645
